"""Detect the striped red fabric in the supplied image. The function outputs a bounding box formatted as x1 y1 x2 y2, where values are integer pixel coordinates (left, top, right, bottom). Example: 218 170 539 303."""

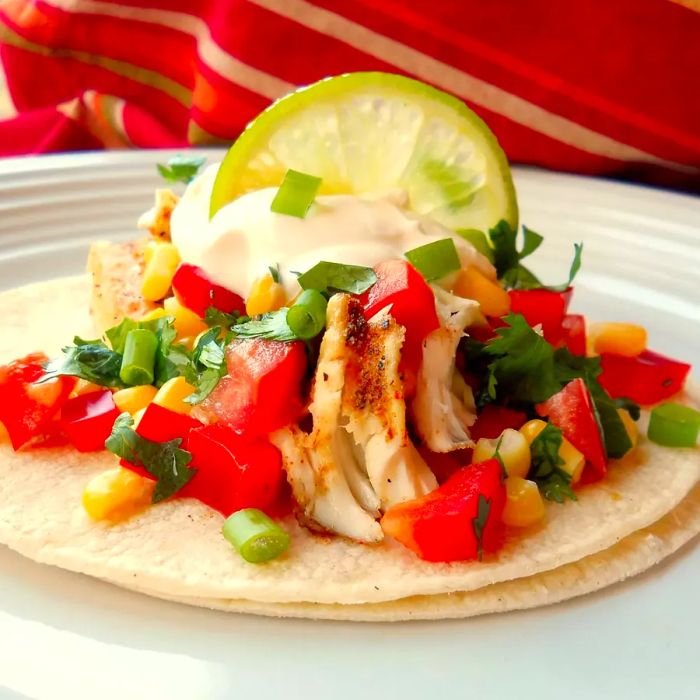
0 0 698 191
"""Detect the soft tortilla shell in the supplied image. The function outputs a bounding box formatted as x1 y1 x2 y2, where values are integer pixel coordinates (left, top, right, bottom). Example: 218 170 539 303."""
0 276 698 612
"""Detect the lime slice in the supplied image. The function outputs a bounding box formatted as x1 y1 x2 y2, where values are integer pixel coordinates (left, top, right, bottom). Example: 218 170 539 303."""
210 72 518 232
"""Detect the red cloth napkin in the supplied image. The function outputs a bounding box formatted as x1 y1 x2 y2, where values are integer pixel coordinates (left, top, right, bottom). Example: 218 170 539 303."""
1 0 699 191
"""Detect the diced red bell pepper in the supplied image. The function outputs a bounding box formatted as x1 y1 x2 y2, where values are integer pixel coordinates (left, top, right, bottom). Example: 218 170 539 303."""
120 404 202 480
559 314 586 355
380 459 506 562
182 423 284 515
536 378 607 475
470 404 527 441
361 260 440 376
0 353 75 450
200 338 306 436
171 263 246 318
598 350 691 405
60 390 121 452
508 288 571 343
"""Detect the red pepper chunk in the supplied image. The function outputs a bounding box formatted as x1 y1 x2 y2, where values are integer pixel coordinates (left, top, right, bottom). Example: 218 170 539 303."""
536 378 607 475
381 459 505 563
0 353 75 450
360 260 440 379
598 350 690 405
200 338 306 437
560 314 586 356
183 424 284 515
172 263 246 318
470 404 527 441
508 288 571 344
60 390 121 452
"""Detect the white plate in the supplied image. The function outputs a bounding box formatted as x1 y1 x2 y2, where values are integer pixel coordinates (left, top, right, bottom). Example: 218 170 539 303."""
0 151 698 700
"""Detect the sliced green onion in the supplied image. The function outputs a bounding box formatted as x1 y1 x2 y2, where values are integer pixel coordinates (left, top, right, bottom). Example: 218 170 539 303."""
119 328 158 386
404 238 461 281
222 508 290 563
286 289 328 339
647 402 700 447
456 228 494 262
270 169 322 218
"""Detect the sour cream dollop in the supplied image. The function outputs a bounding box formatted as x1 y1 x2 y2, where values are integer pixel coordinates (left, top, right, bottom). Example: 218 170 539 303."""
170 164 495 298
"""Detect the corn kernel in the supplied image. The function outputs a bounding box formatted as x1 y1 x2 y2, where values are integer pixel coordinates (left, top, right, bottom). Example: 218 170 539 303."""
246 273 287 317
589 322 647 357
453 268 511 317
519 419 585 484
473 428 531 478
163 296 207 339
82 467 154 522
113 385 158 415
618 408 639 448
141 242 181 302
519 419 548 445
502 477 546 527
141 306 168 322
143 239 160 265
153 376 196 415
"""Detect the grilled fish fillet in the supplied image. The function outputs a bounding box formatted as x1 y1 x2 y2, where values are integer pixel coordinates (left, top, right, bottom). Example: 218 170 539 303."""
87 238 158 336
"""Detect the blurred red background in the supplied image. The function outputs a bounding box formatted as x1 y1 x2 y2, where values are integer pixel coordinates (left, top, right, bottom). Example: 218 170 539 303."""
1 0 699 191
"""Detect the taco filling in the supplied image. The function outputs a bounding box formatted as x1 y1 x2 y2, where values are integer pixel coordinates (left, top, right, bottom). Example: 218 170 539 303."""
0 73 698 619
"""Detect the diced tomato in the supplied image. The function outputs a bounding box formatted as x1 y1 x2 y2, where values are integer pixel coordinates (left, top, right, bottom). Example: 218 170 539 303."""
200 338 306 436
60 390 121 452
0 353 75 450
536 378 607 475
183 423 284 515
171 263 246 318
380 459 506 562
508 288 571 343
361 260 440 376
121 404 202 480
598 350 691 405
470 404 527 441
559 314 586 355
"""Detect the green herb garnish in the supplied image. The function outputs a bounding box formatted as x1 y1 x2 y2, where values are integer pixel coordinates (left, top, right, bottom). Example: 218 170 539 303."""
157 155 206 184
233 309 297 342
105 413 195 502
270 169 322 218
472 493 492 560
42 336 125 388
404 238 461 282
296 261 377 296
529 424 576 503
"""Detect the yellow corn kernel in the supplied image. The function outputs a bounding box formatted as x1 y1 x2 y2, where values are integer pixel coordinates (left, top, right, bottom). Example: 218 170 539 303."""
502 477 546 527
453 268 511 317
82 467 154 522
163 296 207 339
153 376 196 415
519 419 585 485
246 273 287 317
69 378 102 398
472 428 531 478
589 322 647 357
618 408 639 448
519 419 548 445
141 306 169 322
113 385 158 415
143 239 160 265
133 407 147 429
558 438 585 485
141 242 181 302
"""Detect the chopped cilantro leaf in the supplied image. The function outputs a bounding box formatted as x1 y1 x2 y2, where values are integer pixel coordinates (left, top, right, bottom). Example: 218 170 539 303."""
42 336 125 388
472 493 492 560
233 308 298 342
105 413 195 502
268 264 281 284
528 424 577 503
296 261 377 296
157 155 206 184
204 306 241 329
